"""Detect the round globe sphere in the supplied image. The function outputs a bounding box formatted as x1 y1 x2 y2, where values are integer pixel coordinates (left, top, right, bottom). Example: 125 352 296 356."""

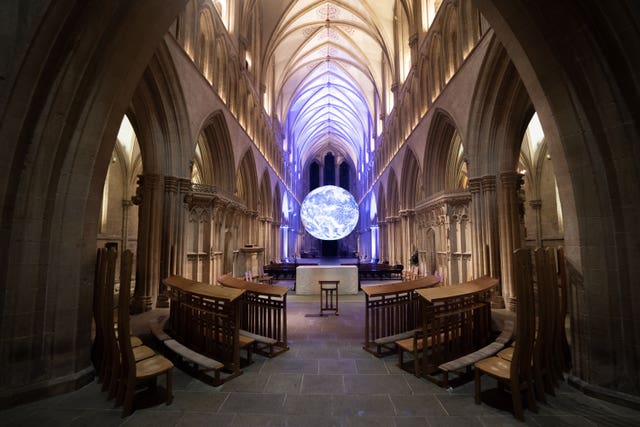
300 185 359 240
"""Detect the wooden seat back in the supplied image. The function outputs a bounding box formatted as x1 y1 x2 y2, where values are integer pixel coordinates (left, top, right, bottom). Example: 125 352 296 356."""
163 275 245 373
118 250 173 416
117 250 137 388
510 249 536 389
217 274 289 356
362 275 440 356
415 276 498 377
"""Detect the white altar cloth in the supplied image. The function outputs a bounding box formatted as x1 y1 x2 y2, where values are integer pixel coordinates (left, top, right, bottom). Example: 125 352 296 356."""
295 265 359 295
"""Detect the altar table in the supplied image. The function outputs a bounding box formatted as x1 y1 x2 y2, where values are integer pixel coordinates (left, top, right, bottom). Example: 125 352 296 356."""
295 265 359 295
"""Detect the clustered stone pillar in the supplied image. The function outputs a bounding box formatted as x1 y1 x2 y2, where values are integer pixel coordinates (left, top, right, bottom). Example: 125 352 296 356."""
498 171 524 311
469 176 503 308
378 219 387 263
401 209 416 269
156 176 180 308
131 174 187 312
529 199 542 248
131 174 163 313
468 178 485 276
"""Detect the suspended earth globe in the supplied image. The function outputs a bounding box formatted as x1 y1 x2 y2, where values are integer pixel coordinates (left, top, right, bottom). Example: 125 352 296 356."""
300 185 359 240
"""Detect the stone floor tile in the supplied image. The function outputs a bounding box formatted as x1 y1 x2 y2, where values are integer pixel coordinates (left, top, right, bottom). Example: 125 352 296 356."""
282 394 334 416
332 394 395 417
229 413 287 426
355 358 390 374
389 394 448 417
176 411 235 426
218 392 286 414
318 358 357 374
264 373 304 394
301 374 345 394
344 374 412 395
165 390 228 412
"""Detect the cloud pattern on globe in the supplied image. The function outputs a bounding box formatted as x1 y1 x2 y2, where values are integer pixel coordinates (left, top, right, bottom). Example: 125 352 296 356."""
301 185 359 240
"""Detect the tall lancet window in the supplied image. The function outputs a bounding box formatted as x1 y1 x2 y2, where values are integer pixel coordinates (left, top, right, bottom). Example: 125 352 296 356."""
339 162 350 190
310 161 320 191
324 152 335 185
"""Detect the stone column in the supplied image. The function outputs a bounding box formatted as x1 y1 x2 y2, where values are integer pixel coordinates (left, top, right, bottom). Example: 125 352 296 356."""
498 171 524 311
400 210 409 267
131 174 164 313
529 199 542 247
121 199 132 254
468 178 485 277
156 176 180 308
378 220 387 263
175 178 191 277
481 175 499 279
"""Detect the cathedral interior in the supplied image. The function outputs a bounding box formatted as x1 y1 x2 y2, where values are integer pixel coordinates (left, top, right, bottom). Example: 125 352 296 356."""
1 0 639 423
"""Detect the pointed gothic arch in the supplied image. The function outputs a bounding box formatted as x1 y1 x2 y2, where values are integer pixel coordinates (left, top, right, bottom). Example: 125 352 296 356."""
236 149 259 211
400 148 423 209
423 109 465 195
197 111 235 192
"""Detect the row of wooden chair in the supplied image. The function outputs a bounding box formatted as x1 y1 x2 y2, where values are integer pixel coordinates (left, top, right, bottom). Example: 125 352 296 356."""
92 247 173 417
474 247 571 420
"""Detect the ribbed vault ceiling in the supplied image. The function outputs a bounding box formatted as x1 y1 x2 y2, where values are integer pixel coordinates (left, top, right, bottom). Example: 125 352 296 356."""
261 0 397 172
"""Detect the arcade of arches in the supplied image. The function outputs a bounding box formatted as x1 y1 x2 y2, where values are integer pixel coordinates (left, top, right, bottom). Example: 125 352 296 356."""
1 0 639 409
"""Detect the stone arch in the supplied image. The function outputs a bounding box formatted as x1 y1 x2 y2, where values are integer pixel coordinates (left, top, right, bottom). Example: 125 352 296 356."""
423 109 464 195
476 1 640 397
259 171 272 219
128 43 192 177
428 33 444 102
400 148 424 210
441 1 460 82
195 4 216 83
215 38 228 102
236 149 259 211
386 169 400 217
0 0 189 397
466 35 534 178
197 111 235 192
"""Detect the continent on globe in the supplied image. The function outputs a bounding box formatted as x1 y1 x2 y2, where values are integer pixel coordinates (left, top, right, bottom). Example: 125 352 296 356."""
300 185 359 240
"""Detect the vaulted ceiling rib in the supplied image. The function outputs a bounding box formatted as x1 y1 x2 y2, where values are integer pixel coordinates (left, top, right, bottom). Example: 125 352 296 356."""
262 0 396 172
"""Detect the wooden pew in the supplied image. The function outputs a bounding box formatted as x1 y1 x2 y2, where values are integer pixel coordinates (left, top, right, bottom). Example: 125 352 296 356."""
395 276 498 381
217 274 290 357
162 276 253 385
362 276 441 357
354 263 404 280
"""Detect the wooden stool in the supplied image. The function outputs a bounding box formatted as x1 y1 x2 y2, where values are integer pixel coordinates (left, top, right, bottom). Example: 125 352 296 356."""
319 280 339 316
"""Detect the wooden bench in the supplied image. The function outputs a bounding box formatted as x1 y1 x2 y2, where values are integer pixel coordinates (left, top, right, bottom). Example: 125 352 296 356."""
149 315 172 342
164 338 225 384
351 263 404 281
395 276 499 381
437 319 514 388
218 274 289 357
162 276 252 385
362 276 441 357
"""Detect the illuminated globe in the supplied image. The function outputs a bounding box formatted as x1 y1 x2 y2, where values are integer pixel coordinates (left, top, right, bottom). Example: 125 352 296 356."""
300 185 359 240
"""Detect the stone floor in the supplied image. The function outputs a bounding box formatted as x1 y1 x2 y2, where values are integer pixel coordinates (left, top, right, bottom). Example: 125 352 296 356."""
2 300 639 426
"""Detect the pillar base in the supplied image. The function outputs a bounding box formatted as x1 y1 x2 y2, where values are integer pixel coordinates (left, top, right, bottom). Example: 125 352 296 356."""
156 293 169 308
131 295 153 313
491 294 506 309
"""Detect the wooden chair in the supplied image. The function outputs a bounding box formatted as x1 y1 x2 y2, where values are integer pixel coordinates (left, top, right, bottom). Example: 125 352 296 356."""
532 248 557 402
474 248 537 420
99 248 156 400
93 247 146 386
556 248 572 374
116 250 173 417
